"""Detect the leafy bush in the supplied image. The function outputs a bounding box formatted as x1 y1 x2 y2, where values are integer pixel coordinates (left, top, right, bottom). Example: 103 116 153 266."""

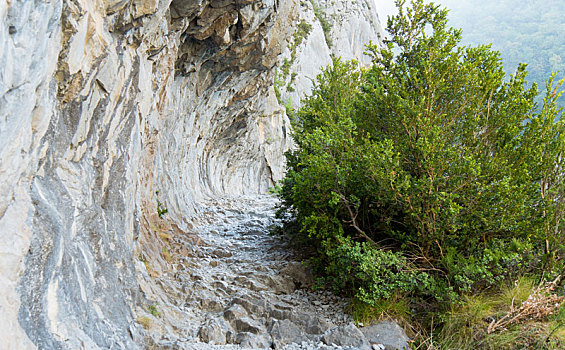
279 0 565 310
441 239 538 294
322 235 432 304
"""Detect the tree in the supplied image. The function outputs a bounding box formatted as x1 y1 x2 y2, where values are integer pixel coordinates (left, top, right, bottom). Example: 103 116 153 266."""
279 0 565 305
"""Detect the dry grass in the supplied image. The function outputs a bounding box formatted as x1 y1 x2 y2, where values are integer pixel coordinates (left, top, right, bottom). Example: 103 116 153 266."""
158 231 172 241
350 296 411 328
137 316 152 329
162 247 173 263
487 276 564 334
431 275 565 350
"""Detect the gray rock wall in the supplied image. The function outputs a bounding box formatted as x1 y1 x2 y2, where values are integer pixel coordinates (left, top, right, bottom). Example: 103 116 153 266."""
1 0 63 347
277 0 383 109
0 0 382 348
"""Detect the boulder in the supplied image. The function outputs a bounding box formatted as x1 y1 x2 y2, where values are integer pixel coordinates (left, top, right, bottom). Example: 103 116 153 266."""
280 262 314 288
291 312 334 335
321 323 371 350
233 316 266 334
269 319 307 349
236 332 272 348
231 296 267 315
223 303 248 322
361 321 410 350
198 317 231 345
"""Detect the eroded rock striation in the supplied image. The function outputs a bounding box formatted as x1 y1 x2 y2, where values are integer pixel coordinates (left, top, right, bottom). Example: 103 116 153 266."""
0 0 383 348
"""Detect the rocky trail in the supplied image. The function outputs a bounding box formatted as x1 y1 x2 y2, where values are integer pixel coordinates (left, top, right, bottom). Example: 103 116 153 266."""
145 195 408 350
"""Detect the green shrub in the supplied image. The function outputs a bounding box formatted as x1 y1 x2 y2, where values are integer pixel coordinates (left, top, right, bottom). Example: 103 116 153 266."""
322 234 432 303
441 238 537 293
279 0 565 311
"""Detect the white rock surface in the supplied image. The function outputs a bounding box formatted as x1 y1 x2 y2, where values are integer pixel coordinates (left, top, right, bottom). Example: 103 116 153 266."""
278 0 384 109
0 0 383 348
0 0 62 347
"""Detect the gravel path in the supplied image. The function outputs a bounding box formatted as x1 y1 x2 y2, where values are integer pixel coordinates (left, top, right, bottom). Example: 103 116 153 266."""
144 195 405 350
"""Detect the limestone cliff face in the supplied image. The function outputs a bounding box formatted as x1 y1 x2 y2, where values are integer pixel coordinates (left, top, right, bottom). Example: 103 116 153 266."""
0 0 382 348
277 0 383 109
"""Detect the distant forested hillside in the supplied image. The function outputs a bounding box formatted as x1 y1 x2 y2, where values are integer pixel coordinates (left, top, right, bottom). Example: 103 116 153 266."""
439 0 565 108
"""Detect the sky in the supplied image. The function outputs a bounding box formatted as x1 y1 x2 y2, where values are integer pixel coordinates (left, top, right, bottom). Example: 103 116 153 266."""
373 0 455 28
373 0 400 27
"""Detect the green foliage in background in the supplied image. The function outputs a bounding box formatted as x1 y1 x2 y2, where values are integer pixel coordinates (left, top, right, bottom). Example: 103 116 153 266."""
278 0 565 329
437 0 565 109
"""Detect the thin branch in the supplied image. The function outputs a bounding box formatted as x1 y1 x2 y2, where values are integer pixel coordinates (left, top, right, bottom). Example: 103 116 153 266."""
340 195 378 246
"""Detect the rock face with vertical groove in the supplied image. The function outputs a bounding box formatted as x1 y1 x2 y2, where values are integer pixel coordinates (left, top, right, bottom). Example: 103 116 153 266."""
277 0 383 109
0 0 383 348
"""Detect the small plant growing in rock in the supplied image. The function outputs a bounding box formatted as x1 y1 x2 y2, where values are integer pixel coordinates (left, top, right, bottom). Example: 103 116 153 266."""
274 68 285 102
283 98 295 120
268 184 283 195
148 303 160 317
276 19 313 97
155 190 168 218
294 20 313 47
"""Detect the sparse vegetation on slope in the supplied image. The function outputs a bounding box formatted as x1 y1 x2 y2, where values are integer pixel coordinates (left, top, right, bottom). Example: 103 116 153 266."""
310 0 333 48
